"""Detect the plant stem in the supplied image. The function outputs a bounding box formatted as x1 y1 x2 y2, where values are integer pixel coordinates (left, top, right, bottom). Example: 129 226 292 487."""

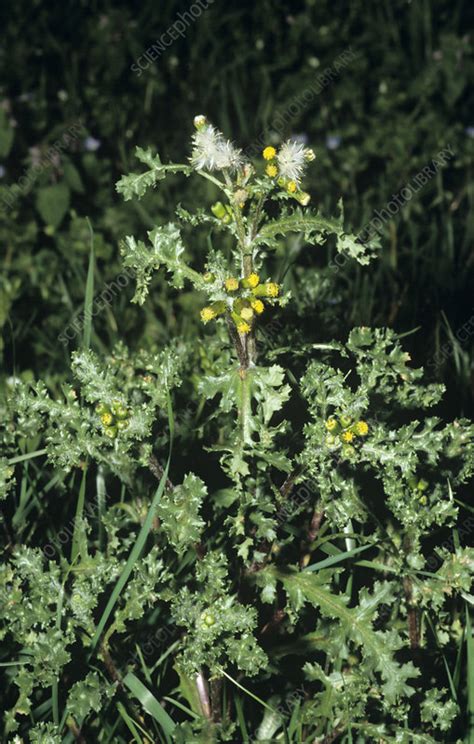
196 671 212 720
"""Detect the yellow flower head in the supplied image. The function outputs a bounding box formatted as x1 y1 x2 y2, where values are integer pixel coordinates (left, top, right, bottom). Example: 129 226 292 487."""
237 320 251 334
263 146 277 161
101 412 113 427
287 180 297 194
355 421 369 436
200 306 216 323
266 164 278 177
224 277 239 292
252 281 280 299
251 298 265 314
325 418 338 432
341 431 354 443
245 272 260 288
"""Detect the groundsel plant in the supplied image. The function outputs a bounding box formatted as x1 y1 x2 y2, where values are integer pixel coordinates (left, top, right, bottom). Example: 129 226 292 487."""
0 116 473 742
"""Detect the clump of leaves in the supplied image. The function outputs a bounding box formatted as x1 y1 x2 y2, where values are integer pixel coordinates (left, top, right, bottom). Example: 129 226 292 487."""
1 116 472 743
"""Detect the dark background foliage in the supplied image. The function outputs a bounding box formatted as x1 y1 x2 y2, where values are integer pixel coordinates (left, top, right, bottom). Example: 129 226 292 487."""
0 2 473 741
1 0 472 414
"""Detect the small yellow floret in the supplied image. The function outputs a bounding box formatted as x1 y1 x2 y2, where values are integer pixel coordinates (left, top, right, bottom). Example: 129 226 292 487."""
355 421 369 436
237 320 251 334
224 277 239 292
263 146 277 160
341 431 354 443
200 306 216 323
251 299 265 314
101 412 113 427
246 273 260 288
266 282 279 297
287 181 297 194
266 164 278 177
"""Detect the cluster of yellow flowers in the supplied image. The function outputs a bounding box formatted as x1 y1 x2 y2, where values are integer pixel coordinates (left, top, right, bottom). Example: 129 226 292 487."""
200 272 280 334
262 145 313 206
96 401 130 439
324 415 369 455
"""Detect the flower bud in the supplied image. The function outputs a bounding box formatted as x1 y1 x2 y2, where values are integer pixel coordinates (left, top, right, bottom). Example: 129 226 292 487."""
193 114 208 130
231 312 251 334
111 401 129 419
224 277 239 292
100 412 113 427
295 191 311 206
250 298 265 314
354 421 369 436
240 306 254 321
252 282 280 298
211 201 227 219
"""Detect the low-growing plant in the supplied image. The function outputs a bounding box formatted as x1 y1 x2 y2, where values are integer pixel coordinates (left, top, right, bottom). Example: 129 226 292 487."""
1 116 473 742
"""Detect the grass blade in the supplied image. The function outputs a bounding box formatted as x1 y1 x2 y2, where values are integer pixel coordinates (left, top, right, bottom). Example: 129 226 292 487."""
467 605 474 744
116 701 145 743
304 544 373 572
7 448 47 465
83 217 95 350
123 671 176 738
71 464 88 565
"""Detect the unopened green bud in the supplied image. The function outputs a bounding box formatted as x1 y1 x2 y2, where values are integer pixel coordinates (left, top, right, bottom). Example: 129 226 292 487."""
111 401 129 419
211 201 227 219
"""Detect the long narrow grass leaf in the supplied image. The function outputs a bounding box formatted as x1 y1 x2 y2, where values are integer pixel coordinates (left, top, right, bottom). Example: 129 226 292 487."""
122 672 176 737
82 217 95 350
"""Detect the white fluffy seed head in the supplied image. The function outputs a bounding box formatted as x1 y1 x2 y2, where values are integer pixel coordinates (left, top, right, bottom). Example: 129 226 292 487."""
276 140 308 184
191 123 243 172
